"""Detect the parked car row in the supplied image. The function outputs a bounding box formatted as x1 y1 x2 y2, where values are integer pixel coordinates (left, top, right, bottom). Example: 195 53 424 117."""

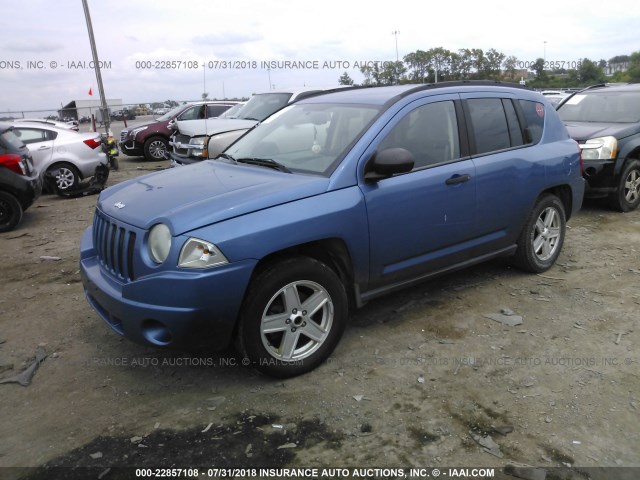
81 81 586 378
111 109 136 121
119 101 238 161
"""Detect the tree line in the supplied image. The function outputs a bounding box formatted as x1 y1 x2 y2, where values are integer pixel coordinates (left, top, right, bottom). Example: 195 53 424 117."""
338 48 640 88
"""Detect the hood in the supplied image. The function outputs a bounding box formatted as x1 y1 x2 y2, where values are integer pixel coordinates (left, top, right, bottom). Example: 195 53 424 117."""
98 160 329 235
563 122 638 142
176 118 258 137
122 118 163 132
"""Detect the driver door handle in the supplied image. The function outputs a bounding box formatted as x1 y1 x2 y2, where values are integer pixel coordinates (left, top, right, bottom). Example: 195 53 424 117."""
445 174 471 185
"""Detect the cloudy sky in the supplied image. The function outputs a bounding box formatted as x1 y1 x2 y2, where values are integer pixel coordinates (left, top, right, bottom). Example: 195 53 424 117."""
1 0 638 114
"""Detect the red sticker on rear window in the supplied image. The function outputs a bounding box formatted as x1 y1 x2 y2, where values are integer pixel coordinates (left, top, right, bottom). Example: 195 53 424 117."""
535 103 544 117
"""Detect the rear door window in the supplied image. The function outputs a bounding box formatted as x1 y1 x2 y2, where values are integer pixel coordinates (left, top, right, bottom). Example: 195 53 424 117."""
13 128 57 144
466 98 512 154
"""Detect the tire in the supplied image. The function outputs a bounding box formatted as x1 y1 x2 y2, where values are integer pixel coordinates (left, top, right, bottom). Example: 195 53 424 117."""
143 136 169 161
48 163 80 192
609 159 640 212
0 191 24 233
237 256 348 378
513 194 566 273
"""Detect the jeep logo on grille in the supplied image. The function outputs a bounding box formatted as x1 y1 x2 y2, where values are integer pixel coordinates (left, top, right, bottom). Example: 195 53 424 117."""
114 201 126 209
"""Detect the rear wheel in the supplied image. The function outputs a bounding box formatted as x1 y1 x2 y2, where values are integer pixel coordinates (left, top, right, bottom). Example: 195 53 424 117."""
143 136 169 161
513 194 566 273
237 256 348 378
47 163 80 192
0 191 24 233
609 159 640 212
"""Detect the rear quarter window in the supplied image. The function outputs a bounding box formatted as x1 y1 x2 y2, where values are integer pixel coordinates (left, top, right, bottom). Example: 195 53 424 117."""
0 130 27 154
518 100 545 144
207 105 232 118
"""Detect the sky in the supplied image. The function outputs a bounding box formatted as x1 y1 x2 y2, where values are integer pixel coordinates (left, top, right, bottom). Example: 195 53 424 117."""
1 0 639 115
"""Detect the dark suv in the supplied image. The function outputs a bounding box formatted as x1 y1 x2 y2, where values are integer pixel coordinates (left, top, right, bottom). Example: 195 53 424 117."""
119 102 237 161
0 123 42 232
81 82 584 378
557 83 640 211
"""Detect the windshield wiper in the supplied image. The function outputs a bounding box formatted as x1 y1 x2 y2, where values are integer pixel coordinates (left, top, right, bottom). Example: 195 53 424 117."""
236 157 291 173
239 116 260 122
216 153 237 164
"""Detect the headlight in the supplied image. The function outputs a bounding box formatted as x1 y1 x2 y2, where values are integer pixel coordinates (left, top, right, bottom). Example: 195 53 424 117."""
178 238 228 269
131 126 148 138
579 136 617 160
148 223 172 264
189 137 206 157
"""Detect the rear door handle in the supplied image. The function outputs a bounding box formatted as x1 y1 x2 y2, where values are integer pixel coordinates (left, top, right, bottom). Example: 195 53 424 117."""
445 174 471 185
38 145 51 150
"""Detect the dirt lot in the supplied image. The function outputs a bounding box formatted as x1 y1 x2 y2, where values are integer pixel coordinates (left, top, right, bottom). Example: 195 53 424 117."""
0 133 639 479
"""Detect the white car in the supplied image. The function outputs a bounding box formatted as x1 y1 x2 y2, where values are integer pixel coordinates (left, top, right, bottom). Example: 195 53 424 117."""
14 118 80 131
10 122 107 192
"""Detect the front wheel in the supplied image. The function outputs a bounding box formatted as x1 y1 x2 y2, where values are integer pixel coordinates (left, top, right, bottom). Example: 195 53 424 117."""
513 194 566 273
609 159 640 212
237 257 348 378
143 136 169 161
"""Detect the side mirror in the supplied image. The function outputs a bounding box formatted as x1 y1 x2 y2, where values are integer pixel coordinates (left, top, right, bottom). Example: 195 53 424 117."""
168 120 177 131
364 148 414 181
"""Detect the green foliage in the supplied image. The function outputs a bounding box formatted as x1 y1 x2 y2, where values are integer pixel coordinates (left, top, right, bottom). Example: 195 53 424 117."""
340 48 640 87
338 72 354 85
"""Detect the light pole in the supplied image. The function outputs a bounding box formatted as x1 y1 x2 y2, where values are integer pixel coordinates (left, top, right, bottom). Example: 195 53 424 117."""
392 30 400 62
81 0 110 135
543 40 547 63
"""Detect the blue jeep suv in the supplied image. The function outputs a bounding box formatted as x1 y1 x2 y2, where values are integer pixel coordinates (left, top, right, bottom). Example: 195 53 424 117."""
80 82 584 377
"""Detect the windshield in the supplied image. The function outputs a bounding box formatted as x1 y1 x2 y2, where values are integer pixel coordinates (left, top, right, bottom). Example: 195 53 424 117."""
219 103 244 118
230 93 292 121
558 91 640 123
156 104 187 121
223 103 381 176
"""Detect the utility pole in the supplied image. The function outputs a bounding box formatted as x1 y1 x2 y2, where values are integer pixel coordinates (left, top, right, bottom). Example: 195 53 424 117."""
81 0 110 135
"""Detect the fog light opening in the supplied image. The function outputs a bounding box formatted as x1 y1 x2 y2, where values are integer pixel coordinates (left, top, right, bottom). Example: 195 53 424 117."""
142 319 173 346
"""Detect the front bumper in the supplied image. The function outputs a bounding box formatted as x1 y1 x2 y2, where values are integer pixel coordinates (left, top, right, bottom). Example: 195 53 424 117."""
582 159 616 197
80 226 256 350
169 151 201 167
118 139 143 157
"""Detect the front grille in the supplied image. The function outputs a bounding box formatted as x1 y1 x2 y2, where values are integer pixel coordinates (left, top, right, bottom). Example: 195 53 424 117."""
120 130 128 142
93 211 137 282
173 134 192 156
174 134 191 144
